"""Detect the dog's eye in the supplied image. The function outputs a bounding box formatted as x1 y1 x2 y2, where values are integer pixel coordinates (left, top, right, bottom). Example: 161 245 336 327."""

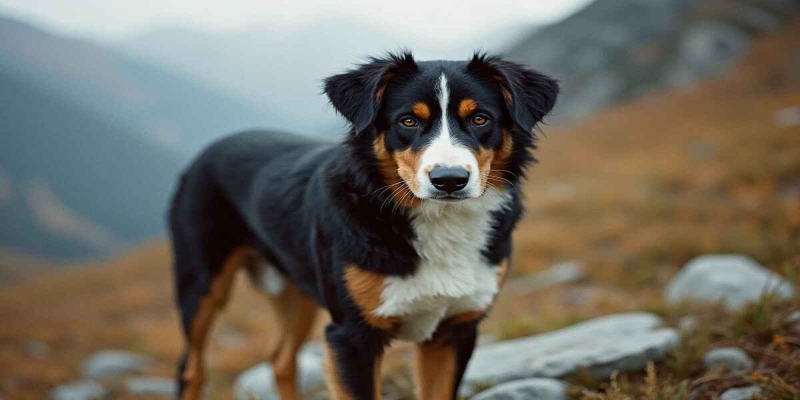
472 114 489 126
400 117 418 128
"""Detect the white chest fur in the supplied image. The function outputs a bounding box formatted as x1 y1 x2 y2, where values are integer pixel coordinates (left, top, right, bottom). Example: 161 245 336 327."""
373 189 510 342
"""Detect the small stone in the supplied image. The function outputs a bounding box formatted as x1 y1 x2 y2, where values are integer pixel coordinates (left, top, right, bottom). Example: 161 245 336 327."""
720 385 762 400
82 350 152 379
125 377 177 397
665 254 795 310
774 106 800 128
26 341 51 359
234 342 325 399
478 334 500 346
678 316 696 332
704 347 754 372
504 261 586 296
50 380 108 400
471 378 567 400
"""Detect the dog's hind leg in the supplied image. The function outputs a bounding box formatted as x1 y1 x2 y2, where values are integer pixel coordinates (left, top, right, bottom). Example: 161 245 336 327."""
248 262 318 400
174 245 253 400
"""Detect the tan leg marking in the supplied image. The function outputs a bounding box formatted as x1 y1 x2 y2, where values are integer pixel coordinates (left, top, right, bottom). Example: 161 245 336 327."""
343 265 399 331
323 338 353 400
261 280 318 400
415 342 456 400
181 247 254 400
414 311 484 400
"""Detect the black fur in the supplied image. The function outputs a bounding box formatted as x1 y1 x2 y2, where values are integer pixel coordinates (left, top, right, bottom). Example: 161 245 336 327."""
170 51 558 399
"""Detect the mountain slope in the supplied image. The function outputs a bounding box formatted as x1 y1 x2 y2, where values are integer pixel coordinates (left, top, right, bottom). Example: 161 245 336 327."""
0 15 282 156
505 0 799 122
0 69 183 260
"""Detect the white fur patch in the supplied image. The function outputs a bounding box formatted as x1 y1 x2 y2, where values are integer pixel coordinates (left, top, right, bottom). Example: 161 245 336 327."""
373 188 511 342
255 261 286 296
416 74 482 199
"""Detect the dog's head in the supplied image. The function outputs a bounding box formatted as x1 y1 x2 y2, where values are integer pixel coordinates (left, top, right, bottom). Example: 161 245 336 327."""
324 51 558 206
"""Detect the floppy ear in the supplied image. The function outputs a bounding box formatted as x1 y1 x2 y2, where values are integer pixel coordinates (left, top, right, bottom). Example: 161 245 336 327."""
324 51 418 134
467 53 559 134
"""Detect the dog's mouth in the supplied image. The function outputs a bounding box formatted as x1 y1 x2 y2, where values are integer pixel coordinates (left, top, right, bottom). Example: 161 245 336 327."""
427 191 475 203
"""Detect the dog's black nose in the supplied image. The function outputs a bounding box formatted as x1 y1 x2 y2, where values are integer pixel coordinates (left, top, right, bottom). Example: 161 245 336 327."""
429 166 470 193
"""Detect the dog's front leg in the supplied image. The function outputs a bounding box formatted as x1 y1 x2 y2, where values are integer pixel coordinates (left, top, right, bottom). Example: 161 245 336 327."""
415 314 481 400
323 323 386 400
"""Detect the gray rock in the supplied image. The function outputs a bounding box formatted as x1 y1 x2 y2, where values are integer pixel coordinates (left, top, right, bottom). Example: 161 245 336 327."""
125 377 177 397
462 312 679 395
774 106 800 128
720 385 762 400
703 347 754 372
665 254 796 310
787 310 800 331
234 342 325 400
26 340 51 359
471 378 567 400
50 380 108 400
504 261 585 296
678 316 696 332
82 350 152 379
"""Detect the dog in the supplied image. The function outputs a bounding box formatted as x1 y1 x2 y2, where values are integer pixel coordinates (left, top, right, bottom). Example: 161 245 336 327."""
169 51 558 400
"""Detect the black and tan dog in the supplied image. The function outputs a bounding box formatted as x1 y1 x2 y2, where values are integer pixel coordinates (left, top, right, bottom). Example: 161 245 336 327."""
168 52 558 400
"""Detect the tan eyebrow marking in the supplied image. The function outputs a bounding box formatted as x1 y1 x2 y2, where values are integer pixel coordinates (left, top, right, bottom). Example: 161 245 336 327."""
412 102 431 119
458 98 478 118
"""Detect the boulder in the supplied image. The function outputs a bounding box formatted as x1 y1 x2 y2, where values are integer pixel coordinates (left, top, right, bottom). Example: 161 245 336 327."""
665 254 795 310
50 380 108 400
703 347 754 373
471 378 567 400
504 261 586 296
125 377 177 397
462 312 679 395
234 342 325 400
720 385 762 400
82 350 152 379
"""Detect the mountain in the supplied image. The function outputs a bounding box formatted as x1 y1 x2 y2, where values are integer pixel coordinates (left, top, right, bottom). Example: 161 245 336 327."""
0 15 283 156
118 19 532 134
0 69 184 261
505 0 799 121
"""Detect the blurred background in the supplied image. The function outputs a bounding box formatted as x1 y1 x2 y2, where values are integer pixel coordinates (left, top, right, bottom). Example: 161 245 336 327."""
0 0 798 399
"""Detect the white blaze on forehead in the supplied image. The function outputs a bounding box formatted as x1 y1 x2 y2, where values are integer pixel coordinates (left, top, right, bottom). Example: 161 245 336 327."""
416 73 481 198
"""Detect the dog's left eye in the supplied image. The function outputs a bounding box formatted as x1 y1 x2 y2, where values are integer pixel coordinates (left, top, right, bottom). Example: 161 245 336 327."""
472 114 490 126
399 117 418 128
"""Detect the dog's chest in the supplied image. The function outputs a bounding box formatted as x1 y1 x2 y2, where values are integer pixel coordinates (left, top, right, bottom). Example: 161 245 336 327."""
373 193 508 342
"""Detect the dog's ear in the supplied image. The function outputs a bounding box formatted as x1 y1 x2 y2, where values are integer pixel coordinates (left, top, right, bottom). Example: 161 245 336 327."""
467 53 559 134
324 51 418 134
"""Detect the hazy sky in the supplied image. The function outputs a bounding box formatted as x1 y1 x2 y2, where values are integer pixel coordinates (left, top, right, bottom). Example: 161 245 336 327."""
0 0 591 42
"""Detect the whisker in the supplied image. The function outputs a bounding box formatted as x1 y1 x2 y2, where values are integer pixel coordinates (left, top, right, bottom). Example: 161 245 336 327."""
392 187 412 216
367 181 406 197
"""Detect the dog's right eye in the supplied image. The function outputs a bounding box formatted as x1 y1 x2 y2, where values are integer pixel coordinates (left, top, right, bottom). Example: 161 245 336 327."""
399 117 418 128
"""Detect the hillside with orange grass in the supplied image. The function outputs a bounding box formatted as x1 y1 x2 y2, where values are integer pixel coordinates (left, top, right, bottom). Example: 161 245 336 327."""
1 19 799 400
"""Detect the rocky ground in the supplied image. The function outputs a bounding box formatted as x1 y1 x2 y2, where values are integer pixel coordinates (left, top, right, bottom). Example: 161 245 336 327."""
1 15 799 400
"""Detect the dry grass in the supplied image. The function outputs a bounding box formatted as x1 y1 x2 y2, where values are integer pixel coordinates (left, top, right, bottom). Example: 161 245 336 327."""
1 18 799 400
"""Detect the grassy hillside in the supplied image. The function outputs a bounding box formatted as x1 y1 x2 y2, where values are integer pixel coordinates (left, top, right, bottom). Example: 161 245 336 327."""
0 17 798 400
